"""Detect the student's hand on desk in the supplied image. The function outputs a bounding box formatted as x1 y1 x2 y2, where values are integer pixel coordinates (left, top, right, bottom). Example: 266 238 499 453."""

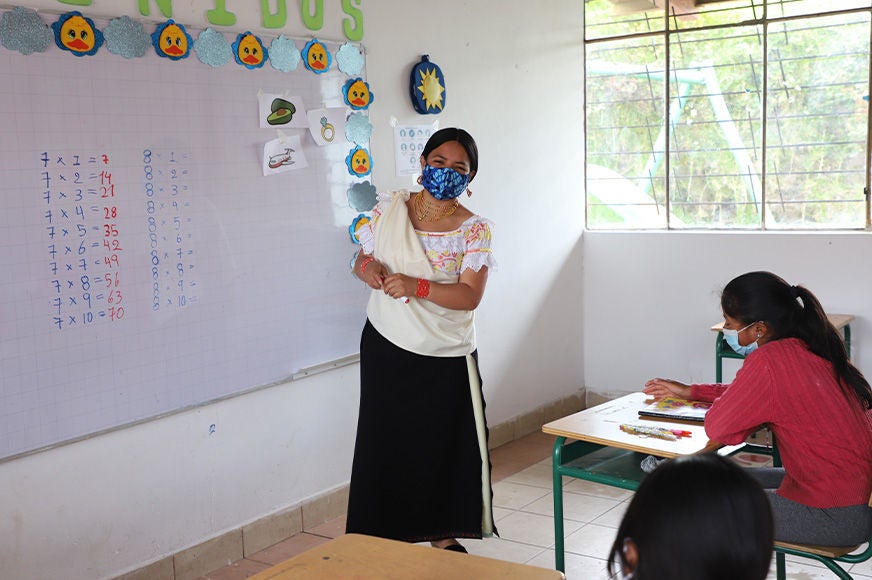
644 378 691 399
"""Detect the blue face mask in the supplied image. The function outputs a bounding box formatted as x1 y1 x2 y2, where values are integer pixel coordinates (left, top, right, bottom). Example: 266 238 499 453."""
722 321 759 356
421 164 470 200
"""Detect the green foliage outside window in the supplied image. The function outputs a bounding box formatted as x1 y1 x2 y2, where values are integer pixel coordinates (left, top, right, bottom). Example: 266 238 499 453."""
585 0 871 230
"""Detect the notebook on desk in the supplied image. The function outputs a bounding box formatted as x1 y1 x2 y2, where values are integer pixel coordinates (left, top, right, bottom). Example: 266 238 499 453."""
638 397 711 424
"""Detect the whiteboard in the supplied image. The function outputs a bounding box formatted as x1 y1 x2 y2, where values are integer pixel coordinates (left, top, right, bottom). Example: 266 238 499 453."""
0 26 368 461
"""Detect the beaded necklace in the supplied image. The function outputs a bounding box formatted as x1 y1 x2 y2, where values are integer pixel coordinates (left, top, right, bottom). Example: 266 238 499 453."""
413 190 459 222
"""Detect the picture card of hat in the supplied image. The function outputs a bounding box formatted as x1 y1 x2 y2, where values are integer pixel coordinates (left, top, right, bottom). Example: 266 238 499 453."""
306 107 346 147
262 133 309 176
258 92 308 129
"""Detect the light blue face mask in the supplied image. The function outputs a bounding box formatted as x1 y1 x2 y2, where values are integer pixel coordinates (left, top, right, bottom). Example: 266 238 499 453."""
722 321 759 356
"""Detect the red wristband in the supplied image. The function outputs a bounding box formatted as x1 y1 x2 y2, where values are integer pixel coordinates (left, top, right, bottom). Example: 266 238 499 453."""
416 278 430 298
360 256 375 274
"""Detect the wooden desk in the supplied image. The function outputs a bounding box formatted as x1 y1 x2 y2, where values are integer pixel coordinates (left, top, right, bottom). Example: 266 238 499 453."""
248 533 565 580
542 392 735 574
711 313 853 381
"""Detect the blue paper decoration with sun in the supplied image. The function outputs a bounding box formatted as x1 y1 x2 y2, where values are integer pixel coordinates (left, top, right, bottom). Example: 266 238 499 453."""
151 20 193 60
232 32 268 69
345 146 373 177
52 11 103 57
410 55 446 114
302 38 332 74
343 78 374 111
349 214 372 244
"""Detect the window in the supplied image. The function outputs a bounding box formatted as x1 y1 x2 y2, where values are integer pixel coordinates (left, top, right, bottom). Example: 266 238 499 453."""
585 0 872 230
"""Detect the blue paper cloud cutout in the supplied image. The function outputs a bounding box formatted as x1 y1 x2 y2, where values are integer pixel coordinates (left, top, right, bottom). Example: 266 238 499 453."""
0 7 52 55
345 112 373 146
194 28 232 67
104 16 149 59
269 35 300 72
347 182 378 212
336 42 365 75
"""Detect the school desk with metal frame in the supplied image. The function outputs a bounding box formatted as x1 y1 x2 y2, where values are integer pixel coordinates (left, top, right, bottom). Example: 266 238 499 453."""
541 392 741 573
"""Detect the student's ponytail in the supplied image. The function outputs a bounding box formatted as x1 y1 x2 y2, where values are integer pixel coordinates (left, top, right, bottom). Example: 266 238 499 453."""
722 272 872 409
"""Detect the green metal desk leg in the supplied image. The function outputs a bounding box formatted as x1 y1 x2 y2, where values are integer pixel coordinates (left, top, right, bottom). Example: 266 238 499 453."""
552 436 566 573
715 331 723 383
776 551 786 580
844 323 852 360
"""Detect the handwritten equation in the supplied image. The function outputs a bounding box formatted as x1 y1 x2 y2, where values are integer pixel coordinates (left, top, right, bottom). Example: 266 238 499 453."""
39 149 198 330
144 148 198 312
41 151 125 329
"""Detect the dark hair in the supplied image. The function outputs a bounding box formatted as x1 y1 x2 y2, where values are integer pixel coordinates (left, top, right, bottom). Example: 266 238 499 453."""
608 453 773 580
721 271 872 409
421 127 479 181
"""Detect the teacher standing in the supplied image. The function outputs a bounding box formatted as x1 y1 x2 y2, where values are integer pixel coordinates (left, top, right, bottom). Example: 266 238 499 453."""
345 128 497 552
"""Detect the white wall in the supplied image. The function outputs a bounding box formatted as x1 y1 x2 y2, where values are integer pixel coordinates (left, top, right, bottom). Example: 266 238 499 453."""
0 2 585 579
584 231 872 396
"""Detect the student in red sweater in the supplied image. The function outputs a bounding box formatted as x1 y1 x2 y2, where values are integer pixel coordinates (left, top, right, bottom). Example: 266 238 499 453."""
644 271 872 546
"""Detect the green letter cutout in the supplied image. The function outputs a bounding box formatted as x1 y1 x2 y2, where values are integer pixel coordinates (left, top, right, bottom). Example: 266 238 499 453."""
342 0 363 41
207 0 237 26
261 0 287 29
300 0 324 31
138 0 173 18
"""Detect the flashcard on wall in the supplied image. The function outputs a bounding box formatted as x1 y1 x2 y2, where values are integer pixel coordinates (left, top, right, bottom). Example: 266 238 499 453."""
263 134 309 176
306 107 346 146
258 93 308 128
394 123 436 176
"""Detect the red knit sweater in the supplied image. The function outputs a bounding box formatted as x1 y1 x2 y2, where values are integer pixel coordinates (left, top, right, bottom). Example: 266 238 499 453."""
691 338 872 508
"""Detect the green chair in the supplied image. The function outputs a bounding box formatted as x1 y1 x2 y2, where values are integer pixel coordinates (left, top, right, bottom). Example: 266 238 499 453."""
774 491 872 579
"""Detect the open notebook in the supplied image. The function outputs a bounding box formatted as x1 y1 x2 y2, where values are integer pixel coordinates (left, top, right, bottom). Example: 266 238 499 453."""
638 396 712 424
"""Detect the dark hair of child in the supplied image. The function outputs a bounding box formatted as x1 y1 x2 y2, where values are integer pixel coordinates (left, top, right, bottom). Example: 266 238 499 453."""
608 453 774 580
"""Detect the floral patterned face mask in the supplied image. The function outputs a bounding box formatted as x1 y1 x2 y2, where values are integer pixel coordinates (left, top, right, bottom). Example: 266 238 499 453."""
420 164 470 200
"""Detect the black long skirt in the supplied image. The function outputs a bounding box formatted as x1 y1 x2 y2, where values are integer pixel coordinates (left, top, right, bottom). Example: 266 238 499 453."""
345 320 497 543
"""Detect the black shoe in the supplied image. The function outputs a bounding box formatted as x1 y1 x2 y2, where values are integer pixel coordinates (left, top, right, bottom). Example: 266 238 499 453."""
443 543 468 553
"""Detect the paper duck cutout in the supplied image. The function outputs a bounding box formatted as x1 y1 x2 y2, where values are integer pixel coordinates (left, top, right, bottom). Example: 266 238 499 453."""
52 11 103 56
232 32 268 69
302 38 332 74
152 20 193 60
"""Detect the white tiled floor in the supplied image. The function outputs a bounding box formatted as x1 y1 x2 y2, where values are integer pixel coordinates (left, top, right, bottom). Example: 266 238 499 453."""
201 432 872 580
476 456 872 580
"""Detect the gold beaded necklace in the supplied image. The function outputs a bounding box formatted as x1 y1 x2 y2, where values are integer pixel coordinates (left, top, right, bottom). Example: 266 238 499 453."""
413 191 459 222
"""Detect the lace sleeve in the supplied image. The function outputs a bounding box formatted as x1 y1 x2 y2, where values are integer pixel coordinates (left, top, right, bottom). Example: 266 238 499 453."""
359 204 383 255
461 217 497 273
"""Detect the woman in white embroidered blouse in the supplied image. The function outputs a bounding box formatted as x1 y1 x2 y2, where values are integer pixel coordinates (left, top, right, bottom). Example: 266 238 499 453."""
345 128 497 553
